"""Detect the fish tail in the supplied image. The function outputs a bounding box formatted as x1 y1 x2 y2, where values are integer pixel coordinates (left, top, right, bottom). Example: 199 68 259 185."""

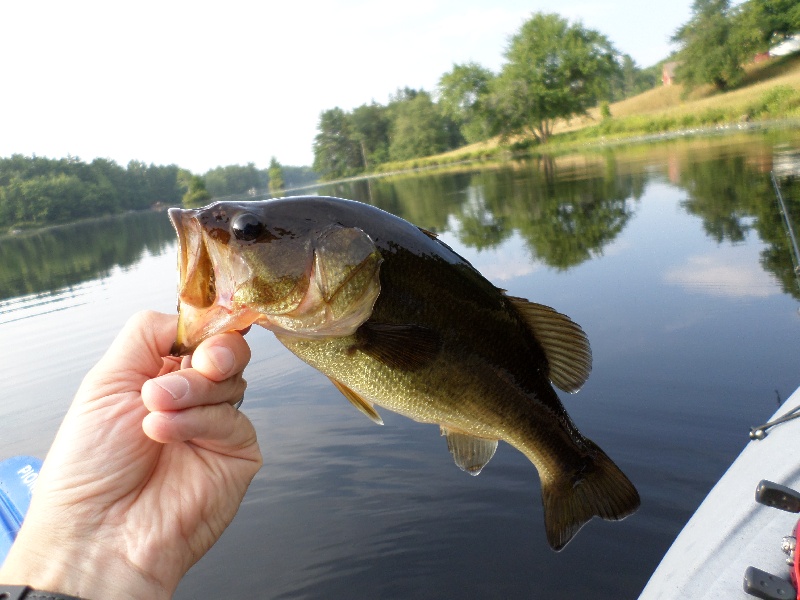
540 439 640 551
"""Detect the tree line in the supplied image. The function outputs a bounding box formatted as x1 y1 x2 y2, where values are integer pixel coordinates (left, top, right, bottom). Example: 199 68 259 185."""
672 0 800 91
313 2 800 180
312 12 658 180
0 155 317 228
0 155 185 227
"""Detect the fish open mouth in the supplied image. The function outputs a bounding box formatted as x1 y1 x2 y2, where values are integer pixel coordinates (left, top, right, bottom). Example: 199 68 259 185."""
168 207 261 355
169 207 216 310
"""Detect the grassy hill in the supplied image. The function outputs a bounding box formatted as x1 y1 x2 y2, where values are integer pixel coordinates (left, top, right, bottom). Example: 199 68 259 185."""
376 53 800 172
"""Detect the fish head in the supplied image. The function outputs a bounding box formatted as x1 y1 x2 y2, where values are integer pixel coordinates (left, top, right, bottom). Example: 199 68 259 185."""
169 200 383 355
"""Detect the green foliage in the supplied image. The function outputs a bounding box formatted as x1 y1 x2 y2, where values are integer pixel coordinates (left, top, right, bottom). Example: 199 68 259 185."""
309 11 666 170
281 165 318 188
437 62 495 143
204 163 266 197
182 175 212 208
313 107 364 180
0 155 183 229
351 103 391 167
312 90 465 180
672 0 746 90
488 12 621 143
609 55 659 101
735 0 800 54
268 157 284 193
388 90 457 161
750 85 800 116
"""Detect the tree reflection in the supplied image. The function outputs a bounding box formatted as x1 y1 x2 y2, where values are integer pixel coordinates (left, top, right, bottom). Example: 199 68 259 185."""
322 153 645 270
675 143 800 299
468 154 645 269
0 210 175 301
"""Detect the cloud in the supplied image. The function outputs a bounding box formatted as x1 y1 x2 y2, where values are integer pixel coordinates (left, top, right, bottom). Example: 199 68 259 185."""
663 250 780 298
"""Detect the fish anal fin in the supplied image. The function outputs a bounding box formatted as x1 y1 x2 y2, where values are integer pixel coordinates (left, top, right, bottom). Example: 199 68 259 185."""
440 426 498 476
328 377 384 425
506 296 592 393
540 439 640 551
354 321 441 372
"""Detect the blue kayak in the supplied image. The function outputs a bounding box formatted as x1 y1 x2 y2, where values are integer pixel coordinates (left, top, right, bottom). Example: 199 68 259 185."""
0 455 43 566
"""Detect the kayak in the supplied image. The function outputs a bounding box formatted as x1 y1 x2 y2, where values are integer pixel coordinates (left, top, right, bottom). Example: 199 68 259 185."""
640 386 800 599
0 455 42 566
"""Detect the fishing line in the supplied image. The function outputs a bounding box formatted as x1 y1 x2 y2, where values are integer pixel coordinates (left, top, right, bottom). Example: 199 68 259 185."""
772 171 800 293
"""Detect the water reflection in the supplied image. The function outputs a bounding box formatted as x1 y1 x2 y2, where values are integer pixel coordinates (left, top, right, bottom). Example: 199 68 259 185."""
3 136 799 307
0 210 175 302
318 134 800 298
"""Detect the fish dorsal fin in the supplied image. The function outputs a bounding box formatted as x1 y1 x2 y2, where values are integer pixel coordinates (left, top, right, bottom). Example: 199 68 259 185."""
506 296 592 393
418 227 438 239
441 426 498 476
354 321 441 372
328 377 384 425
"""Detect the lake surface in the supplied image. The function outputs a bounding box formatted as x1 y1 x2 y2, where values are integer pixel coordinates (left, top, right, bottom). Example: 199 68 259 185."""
3 131 800 598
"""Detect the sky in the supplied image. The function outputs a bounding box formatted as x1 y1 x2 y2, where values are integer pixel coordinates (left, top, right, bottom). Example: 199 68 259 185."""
0 0 694 173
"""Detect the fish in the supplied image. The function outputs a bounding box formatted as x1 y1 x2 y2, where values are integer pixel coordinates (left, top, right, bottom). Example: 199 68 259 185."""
168 196 640 550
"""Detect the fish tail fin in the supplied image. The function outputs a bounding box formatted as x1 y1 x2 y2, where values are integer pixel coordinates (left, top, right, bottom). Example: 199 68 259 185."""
540 440 640 551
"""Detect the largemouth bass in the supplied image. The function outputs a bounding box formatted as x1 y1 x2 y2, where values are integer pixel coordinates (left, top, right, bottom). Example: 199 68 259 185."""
168 196 639 550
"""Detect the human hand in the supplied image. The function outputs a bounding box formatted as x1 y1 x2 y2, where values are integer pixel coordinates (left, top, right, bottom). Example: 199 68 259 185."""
0 311 262 599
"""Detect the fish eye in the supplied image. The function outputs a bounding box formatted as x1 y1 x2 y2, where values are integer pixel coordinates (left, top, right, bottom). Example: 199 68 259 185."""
231 213 264 241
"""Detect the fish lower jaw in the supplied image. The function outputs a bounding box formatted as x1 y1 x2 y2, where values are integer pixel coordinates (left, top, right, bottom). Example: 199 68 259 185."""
173 303 261 355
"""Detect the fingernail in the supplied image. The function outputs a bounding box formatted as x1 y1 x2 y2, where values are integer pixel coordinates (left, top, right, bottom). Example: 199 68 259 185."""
154 375 189 400
206 345 235 376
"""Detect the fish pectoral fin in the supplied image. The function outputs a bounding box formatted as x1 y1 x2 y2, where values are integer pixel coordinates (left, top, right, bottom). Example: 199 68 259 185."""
440 426 498 476
506 295 592 394
328 377 384 425
354 321 441 372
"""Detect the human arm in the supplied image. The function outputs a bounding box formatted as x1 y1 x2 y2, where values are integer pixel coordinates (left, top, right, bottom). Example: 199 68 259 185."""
0 311 262 599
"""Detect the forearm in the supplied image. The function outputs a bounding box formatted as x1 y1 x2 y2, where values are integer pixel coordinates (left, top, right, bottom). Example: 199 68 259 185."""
0 522 170 600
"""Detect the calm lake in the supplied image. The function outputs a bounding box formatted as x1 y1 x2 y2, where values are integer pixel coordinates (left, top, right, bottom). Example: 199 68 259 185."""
3 131 800 598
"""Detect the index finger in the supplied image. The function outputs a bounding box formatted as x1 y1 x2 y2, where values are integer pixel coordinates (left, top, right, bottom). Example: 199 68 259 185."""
190 331 251 381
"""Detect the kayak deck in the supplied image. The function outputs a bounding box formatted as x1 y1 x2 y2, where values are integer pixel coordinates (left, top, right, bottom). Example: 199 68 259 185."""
640 386 800 599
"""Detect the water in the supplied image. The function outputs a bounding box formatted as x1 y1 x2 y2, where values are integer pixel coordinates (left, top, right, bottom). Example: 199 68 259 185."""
2 131 800 598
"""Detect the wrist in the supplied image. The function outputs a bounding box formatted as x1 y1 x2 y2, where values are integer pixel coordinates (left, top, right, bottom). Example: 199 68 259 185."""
0 522 170 600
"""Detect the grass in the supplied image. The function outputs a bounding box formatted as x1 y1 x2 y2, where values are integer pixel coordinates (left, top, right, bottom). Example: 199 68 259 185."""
370 53 800 175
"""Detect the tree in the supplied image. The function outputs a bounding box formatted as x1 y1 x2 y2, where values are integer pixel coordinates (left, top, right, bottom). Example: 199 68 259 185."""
125 160 150 209
145 164 182 206
268 157 284 193
608 55 658 101
671 0 745 91
489 12 620 144
437 62 494 143
312 108 363 180
734 0 800 55
203 163 264 197
388 90 455 161
350 102 390 168
182 174 211 208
